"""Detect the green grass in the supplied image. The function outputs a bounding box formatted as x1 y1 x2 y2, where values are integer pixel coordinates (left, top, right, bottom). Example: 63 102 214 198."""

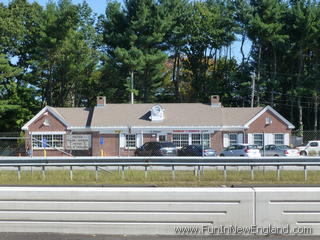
0 167 320 186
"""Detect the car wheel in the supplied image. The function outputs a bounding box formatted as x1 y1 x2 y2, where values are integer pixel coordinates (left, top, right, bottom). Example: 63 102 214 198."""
274 154 279 157
220 154 224 157
300 151 307 156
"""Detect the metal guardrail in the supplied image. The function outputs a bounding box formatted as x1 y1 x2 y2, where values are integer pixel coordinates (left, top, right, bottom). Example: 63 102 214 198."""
0 156 319 166
0 156 319 181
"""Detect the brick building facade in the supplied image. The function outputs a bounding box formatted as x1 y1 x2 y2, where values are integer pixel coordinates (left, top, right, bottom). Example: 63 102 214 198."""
22 96 294 156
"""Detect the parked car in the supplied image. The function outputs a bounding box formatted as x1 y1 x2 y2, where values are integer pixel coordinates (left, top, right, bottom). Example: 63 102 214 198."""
261 144 300 157
178 145 216 156
134 141 177 156
296 141 320 156
220 144 261 157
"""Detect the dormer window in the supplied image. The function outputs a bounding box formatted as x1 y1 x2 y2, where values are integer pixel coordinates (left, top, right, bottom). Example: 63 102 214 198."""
150 105 164 121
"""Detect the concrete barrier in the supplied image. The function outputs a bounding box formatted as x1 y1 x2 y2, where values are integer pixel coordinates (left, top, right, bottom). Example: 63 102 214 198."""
0 187 317 235
255 187 320 235
0 187 254 235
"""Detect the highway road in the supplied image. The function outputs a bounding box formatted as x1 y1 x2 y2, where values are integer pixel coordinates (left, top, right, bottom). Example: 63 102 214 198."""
0 233 319 240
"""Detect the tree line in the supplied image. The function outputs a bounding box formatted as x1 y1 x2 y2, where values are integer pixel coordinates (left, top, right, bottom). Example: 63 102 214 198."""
1 0 320 132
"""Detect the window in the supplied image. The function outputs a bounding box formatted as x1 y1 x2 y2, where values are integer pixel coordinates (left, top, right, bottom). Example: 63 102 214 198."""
310 142 319 147
274 134 284 145
42 134 52 148
173 134 189 147
53 135 63 148
159 135 166 142
191 134 201 145
32 134 64 149
229 133 237 145
253 134 263 147
202 134 210 148
191 133 210 147
125 134 136 148
32 135 42 148
228 145 237 150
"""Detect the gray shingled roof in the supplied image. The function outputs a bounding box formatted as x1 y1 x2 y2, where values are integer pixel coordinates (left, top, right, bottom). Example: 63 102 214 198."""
52 107 92 127
51 104 264 127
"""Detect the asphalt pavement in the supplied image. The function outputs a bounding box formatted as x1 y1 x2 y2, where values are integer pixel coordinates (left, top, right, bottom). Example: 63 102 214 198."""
0 233 319 240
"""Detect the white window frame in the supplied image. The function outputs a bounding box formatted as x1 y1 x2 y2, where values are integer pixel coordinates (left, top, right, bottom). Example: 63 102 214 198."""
191 134 202 145
172 134 189 147
274 133 284 145
125 134 136 149
253 133 264 147
31 134 64 149
173 133 211 148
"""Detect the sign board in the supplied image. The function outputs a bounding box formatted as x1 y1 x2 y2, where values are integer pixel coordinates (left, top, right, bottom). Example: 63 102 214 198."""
42 138 47 148
66 135 91 150
173 130 200 133
99 137 104 145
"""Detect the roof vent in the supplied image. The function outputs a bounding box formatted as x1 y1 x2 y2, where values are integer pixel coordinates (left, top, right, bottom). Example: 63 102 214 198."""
265 117 272 125
150 105 164 121
210 95 221 107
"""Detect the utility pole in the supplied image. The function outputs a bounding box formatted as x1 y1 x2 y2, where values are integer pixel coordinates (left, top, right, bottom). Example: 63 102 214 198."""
130 71 134 104
251 73 255 108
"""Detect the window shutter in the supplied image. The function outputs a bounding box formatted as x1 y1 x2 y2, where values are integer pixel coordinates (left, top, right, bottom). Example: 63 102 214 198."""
223 134 230 147
136 133 142 147
264 133 274 145
237 133 244 144
247 134 253 144
119 133 126 148
284 133 290 145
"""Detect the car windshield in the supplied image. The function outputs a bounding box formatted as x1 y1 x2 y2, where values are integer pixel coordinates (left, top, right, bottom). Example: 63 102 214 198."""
277 145 291 150
161 142 175 147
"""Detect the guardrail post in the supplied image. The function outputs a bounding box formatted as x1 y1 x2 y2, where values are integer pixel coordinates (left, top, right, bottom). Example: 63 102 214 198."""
144 166 148 179
277 165 280 181
198 165 201 180
304 165 308 182
42 166 46 180
224 165 227 181
251 166 254 180
172 165 175 180
121 166 125 180
95 166 99 182
70 166 73 181
17 166 21 181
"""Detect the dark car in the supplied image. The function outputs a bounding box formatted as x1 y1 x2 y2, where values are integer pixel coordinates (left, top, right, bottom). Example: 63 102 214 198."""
134 142 177 156
178 145 216 156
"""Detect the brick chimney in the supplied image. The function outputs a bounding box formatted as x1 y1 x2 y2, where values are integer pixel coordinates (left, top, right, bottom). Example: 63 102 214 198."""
210 95 221 107
97 96 106 107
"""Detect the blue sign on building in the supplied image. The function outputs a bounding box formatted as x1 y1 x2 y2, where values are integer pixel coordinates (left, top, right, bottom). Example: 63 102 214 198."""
99 137 104 145
43 138 47 148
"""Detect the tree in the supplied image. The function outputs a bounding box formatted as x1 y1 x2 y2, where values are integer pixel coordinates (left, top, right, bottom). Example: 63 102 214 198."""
102 0 169 103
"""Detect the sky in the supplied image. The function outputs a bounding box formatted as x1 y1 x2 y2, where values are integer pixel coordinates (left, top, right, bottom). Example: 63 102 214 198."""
2 0 107 15
1 0 251 62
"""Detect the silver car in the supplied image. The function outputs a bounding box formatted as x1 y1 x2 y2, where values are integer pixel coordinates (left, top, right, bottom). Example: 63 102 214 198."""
261 144 300 157
220 144 261 157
